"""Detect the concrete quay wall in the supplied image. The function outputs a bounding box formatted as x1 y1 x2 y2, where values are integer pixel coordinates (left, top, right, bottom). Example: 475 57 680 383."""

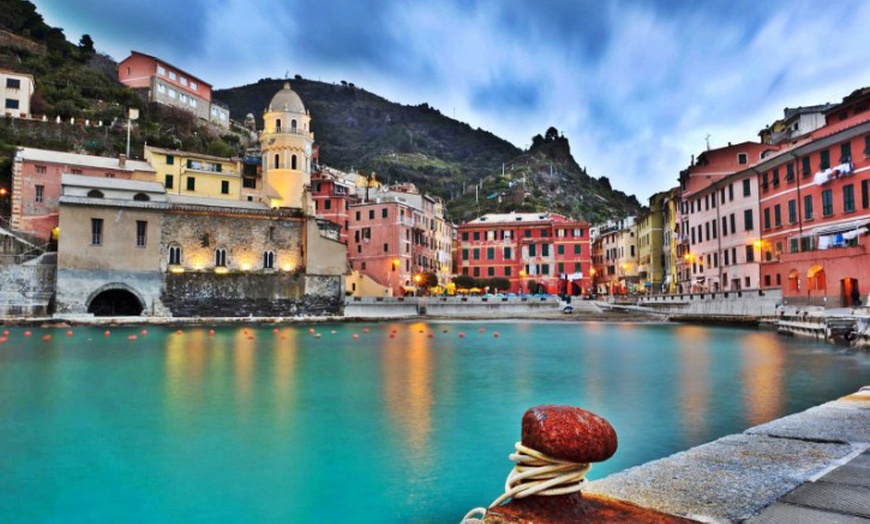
637 288 781 318
344 295 568 319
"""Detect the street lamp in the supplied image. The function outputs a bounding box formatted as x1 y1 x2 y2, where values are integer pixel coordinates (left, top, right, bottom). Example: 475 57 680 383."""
414 273 422 296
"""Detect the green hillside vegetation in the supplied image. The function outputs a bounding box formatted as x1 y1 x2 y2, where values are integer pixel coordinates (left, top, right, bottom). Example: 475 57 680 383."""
0 0 643 224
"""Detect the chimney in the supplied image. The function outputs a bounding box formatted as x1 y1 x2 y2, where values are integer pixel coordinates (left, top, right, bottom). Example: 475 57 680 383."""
119 154 127 168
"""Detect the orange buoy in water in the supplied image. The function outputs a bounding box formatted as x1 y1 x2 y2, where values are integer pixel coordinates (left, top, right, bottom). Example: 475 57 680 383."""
273 328 279 334
280 334 287 340
140 329 147 336
42 334 51 341
389 333 396 338
459 332 465 338
127 334 137 341
24 330 32 337
478 328 485 333
208 329 215 336
0 337 7 344
176 329 183 335
104 330 111 337
363 328 370 334
493 332 500 338
309 328 315 334
66 330 73 337
352 333 359 340
2 330 8 336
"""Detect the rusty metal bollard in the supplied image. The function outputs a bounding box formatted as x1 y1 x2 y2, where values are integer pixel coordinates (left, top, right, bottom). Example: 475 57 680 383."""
462 405 694 523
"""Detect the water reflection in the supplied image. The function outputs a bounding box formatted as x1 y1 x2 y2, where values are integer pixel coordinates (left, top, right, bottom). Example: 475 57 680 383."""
675 325 710 441
740 333 784 426
272 328 298 425
381 322 434 470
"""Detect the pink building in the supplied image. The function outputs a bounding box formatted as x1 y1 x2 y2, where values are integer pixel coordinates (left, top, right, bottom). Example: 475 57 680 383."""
677 142 778 292
10 147 156 243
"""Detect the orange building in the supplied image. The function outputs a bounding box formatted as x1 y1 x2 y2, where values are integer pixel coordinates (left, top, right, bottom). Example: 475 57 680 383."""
118 51 229 127
757 87 870 307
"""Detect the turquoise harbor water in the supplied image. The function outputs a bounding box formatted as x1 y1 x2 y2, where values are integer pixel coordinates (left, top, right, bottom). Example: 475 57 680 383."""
1 322 869 523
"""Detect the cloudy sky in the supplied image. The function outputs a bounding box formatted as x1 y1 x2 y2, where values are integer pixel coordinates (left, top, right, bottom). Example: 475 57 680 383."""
38 0 870 202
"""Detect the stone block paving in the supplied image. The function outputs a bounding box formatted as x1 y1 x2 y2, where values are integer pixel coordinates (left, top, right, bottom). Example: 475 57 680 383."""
585 389 870 523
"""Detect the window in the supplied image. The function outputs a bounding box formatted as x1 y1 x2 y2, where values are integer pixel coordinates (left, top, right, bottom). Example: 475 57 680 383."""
157 83 166 94
186 177 195 191
504 247 512 260
6 78 20 89
743 209 753 231
763 208 771 230
35 165 46 174
180 77 188 86
529 244 536 256
840 142 852 163
865 134 870 156
742 178 751 196
191 81 198 91
5 99 19 109
169 245 181 265
382 208 388 218
157 65 166 75
221 180 229 194
91 218 103 245
165 174 174 189
574 245 581 254
724 250 730 265
136 221 147 247
541 264 550 275
762 172 769 191
729 184 734 201
35 185 44 202
488 267 495 277
819 149 830 170
169 71 177 81
214 248 227 267
166 155 174 165
473 249 480 260
524 229 531 238
863 179 870 209
168 88 176 99
462 232 469 241
473 267 480 277
771 168 779 188
542 244 550 256
324 199 331 210
804 195 814 220
774 204 781 227
274 154 280 169
558 245 565 255
801 156 811 177
505 267 512 277
369 210 374 220
462 249 469 260
844 184 855 213
487 247 494 260
788 200 797 224
737 152 748 164
745 245 754 263
786 162 795 182
822 189 834 217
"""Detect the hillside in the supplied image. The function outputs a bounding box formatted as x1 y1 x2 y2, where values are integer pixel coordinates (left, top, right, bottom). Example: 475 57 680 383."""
0 0 643 224
217 78 642 222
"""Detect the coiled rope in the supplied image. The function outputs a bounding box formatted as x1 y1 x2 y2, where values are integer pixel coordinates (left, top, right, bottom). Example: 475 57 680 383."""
461 441 592 523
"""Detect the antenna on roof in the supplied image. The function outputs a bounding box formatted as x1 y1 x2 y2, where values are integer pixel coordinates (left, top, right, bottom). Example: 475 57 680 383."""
705 134 711 151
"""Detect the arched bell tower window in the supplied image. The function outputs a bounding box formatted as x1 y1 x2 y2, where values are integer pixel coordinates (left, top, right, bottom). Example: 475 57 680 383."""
274 153 280 170
168 244 182 265
291 154 297 170
275 118 282 131
291 119 297 130
215 248 227 267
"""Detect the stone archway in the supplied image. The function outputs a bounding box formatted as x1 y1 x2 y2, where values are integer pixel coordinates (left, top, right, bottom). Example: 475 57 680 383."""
86 283 146 317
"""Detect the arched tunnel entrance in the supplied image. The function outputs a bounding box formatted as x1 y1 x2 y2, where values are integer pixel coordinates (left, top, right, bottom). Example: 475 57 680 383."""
87 289 144 316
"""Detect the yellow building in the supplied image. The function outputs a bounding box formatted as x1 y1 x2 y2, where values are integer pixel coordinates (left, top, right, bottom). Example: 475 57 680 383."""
144 146 241 200
636 192 666 293
260 82 314 210
663 187 681 294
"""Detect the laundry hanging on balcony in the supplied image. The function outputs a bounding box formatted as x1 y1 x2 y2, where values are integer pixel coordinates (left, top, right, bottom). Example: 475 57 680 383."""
813 162 854 185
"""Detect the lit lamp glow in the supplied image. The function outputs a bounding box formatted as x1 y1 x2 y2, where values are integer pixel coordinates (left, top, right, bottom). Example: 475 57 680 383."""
169 266 185 274
214 267 229 274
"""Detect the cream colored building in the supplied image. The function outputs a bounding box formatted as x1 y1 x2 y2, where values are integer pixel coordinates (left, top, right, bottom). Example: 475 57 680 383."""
0 69 34 117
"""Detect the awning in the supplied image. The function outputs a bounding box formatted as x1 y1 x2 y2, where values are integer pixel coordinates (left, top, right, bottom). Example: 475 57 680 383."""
801 218 870 238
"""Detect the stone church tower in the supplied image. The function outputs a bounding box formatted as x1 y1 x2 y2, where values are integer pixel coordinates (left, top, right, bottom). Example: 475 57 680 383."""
260 82 314 210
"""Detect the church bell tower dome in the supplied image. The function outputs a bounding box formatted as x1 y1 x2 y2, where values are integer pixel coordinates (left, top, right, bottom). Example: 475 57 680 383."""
268 82 306 114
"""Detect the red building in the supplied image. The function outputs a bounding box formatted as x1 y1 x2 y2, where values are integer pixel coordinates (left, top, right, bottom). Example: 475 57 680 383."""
456 212 591 295
758 87 870 307
310 166 357 245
